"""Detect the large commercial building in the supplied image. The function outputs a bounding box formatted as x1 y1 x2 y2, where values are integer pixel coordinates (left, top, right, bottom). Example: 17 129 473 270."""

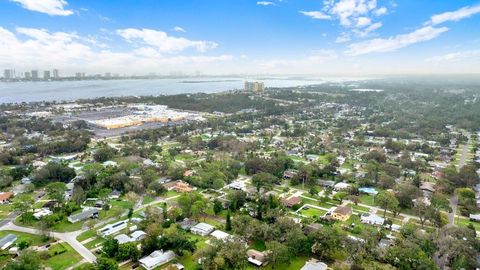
31 70 39 80
43 70 51 80
244 81 265 92
53 69 59 79
3 69 13 80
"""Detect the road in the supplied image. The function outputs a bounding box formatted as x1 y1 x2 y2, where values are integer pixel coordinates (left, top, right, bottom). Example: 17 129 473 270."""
448 195 458 226
458 143 469 168
0 221 97 263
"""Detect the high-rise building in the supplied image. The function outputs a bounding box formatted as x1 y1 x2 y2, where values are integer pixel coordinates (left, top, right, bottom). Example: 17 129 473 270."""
3 69 12 79
44 70 51 80
24 71 31 79
31 70 39 80
244 81 265 92
53 69 59 79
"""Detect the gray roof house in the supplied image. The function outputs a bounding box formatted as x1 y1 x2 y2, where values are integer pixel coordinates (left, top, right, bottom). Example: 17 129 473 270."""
0 234 17 250
139 250 175 270
67 208 99 223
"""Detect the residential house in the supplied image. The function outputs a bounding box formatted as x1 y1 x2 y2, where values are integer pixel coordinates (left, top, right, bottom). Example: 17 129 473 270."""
171 181 193 193
210 230 231 242
331 206 352 221
190 222 215 236
0 192 13 204
282 196 301 208
131 230 147 241
304 223 323 234
420 182 436 198
33 208 53 220
301 259 328 270
139 250 175 270
114 234 134 244
247 249 268 267
98 220 128 237
283 170 298 179
0 234 17 250
333 182 351 191
317 180 335 189
178 219 197 230
360 213 385 226
67 208 99 223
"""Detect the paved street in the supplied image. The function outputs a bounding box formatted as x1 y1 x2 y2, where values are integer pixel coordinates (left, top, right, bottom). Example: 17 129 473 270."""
0 221 96 263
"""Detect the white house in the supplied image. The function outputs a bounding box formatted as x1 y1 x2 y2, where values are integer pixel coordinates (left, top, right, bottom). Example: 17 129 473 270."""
190 222 215 236
360 213 385 226
33 208 53 220
0 234 17 250
98 220 128 237
131 230 147 241
114 234 134 244
210 230 232 242
139 250 175 270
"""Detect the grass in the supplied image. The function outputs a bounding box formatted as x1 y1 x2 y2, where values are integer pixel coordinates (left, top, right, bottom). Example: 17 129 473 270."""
299 207 327 218
359 194 375 206
77 229 96 242
0 230 51 247
348 203 370 213
0 204 12 219
44 242 83 270
250 240 266 251
456 216 480 231
142 196 154 205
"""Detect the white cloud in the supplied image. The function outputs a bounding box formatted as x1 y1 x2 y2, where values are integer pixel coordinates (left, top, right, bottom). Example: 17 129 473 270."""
173 26 186 33
257 1 274 6
0 27 232 74
345 26 448 56
117 28 218 53
356 17 371 27
353 21 382 37
300 11 331 20
426 50 480 62
9 0 73 16
335 32 351 43
324 0 379 27
428 5 480 25
374 7 387 16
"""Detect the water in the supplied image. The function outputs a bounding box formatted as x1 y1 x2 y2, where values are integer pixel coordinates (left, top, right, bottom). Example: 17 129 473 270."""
0 77 341 104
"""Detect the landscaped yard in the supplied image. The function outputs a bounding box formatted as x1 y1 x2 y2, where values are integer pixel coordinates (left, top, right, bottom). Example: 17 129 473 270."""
359 194 375 206
0 230 51 246
299 206 327 218
44 242 83 270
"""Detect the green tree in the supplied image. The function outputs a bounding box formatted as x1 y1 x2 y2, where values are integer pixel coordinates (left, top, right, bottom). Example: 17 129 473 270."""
102 237 119 258
333 191 348 204
213 199 223 215
12 194 34 223
45 182 67 207
266 241 291 268
3 250 42 270
116 242 140 261
95 257 118 270
376 191 399 218
226 210 232 231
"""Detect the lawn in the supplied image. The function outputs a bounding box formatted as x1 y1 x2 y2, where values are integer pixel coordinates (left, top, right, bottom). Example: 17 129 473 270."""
142 196 154 205
0 230 50 247
359 194 375 206
44 242 83 270
77 229 96 242
299 207 327 218
456 216 480 231
348 203 370 213
0 204 11 219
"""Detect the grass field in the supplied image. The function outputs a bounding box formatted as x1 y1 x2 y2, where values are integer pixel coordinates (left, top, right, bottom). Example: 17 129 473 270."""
299 207 327 218
44 242 83 270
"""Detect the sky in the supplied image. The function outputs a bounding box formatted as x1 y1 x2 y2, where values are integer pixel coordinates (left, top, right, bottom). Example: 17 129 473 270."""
0 0 480 76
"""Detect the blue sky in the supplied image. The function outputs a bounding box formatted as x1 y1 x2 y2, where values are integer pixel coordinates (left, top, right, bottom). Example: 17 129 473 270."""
0 0 479 75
